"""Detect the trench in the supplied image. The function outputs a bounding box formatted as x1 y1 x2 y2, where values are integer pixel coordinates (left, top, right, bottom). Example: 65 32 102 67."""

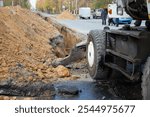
46 17 87 55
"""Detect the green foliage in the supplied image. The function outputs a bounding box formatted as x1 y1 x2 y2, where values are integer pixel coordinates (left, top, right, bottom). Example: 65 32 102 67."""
94 0 113 8
36 0 113 13
20 0 31 9
3 0 12 6
36 0 62 13
3 0 31 9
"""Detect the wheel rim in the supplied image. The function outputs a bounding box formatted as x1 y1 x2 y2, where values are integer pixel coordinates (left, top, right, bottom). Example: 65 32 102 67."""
88 41 95 67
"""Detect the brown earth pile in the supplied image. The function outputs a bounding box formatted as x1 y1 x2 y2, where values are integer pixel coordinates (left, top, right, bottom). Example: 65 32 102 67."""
57 10 76 20
0 6 70 85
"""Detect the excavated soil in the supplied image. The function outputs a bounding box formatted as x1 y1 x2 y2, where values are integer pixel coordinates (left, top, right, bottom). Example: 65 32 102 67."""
56 10 76 20
0 6 73 93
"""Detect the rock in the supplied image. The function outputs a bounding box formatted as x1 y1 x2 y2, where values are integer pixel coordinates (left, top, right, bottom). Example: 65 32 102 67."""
37 71 44 78
55 65 70 78
56 85 80 95
28 76 33 82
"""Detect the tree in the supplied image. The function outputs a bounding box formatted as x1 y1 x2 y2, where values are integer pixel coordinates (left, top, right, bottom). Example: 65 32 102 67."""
3 0 31 8
36 0 44 11
44 0 53 13
94 0 113 8
36 0 113 13
36 0 62 13
20 0 31 8
3 0 12 6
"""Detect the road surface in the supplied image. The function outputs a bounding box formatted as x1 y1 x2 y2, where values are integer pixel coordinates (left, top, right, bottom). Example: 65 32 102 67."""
55 19 145 35
55 19 124 34
39 12 136 34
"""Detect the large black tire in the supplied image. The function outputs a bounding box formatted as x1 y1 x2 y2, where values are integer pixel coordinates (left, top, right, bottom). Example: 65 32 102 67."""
86 30 111 80
142 57 150 100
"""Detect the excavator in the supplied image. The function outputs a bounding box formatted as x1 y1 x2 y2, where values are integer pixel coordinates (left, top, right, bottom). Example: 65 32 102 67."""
52 0 150 99
86 0 150 99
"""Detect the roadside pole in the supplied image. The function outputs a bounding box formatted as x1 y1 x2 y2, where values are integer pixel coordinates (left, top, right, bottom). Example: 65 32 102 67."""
75 0 78 14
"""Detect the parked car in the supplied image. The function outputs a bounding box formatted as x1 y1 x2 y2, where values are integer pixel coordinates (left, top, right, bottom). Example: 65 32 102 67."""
79 7 91 19
93 9 103 19
113 18 133 24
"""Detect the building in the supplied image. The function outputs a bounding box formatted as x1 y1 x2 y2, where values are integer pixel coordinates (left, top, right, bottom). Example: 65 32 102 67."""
0 0 3 7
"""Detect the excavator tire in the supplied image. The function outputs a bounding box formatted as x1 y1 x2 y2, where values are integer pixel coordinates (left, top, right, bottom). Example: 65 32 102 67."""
86 30 111 80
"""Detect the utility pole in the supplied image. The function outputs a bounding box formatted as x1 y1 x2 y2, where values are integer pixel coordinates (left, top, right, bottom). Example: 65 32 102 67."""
75 0 78 14
72 0 74 14
12 0 14 6
68 0 71 12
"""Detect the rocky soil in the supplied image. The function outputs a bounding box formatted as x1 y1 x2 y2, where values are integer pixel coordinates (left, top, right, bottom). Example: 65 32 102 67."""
0 6 82 99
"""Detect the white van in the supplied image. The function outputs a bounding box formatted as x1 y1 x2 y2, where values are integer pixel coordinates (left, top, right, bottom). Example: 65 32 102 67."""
79 7 91 19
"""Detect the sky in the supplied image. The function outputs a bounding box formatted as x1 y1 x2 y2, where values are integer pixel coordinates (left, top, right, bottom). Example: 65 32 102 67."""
29 0 37 9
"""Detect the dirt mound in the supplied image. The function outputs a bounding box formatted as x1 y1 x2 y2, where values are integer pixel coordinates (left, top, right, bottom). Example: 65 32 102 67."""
57 10 76 20
0 6 70 85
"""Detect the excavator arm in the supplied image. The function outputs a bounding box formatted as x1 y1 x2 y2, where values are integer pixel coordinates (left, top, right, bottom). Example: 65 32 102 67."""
117 0 150 20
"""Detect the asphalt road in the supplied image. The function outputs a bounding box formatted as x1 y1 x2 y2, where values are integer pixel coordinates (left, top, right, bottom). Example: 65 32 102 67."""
38 11 135 34
55 19 123 34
